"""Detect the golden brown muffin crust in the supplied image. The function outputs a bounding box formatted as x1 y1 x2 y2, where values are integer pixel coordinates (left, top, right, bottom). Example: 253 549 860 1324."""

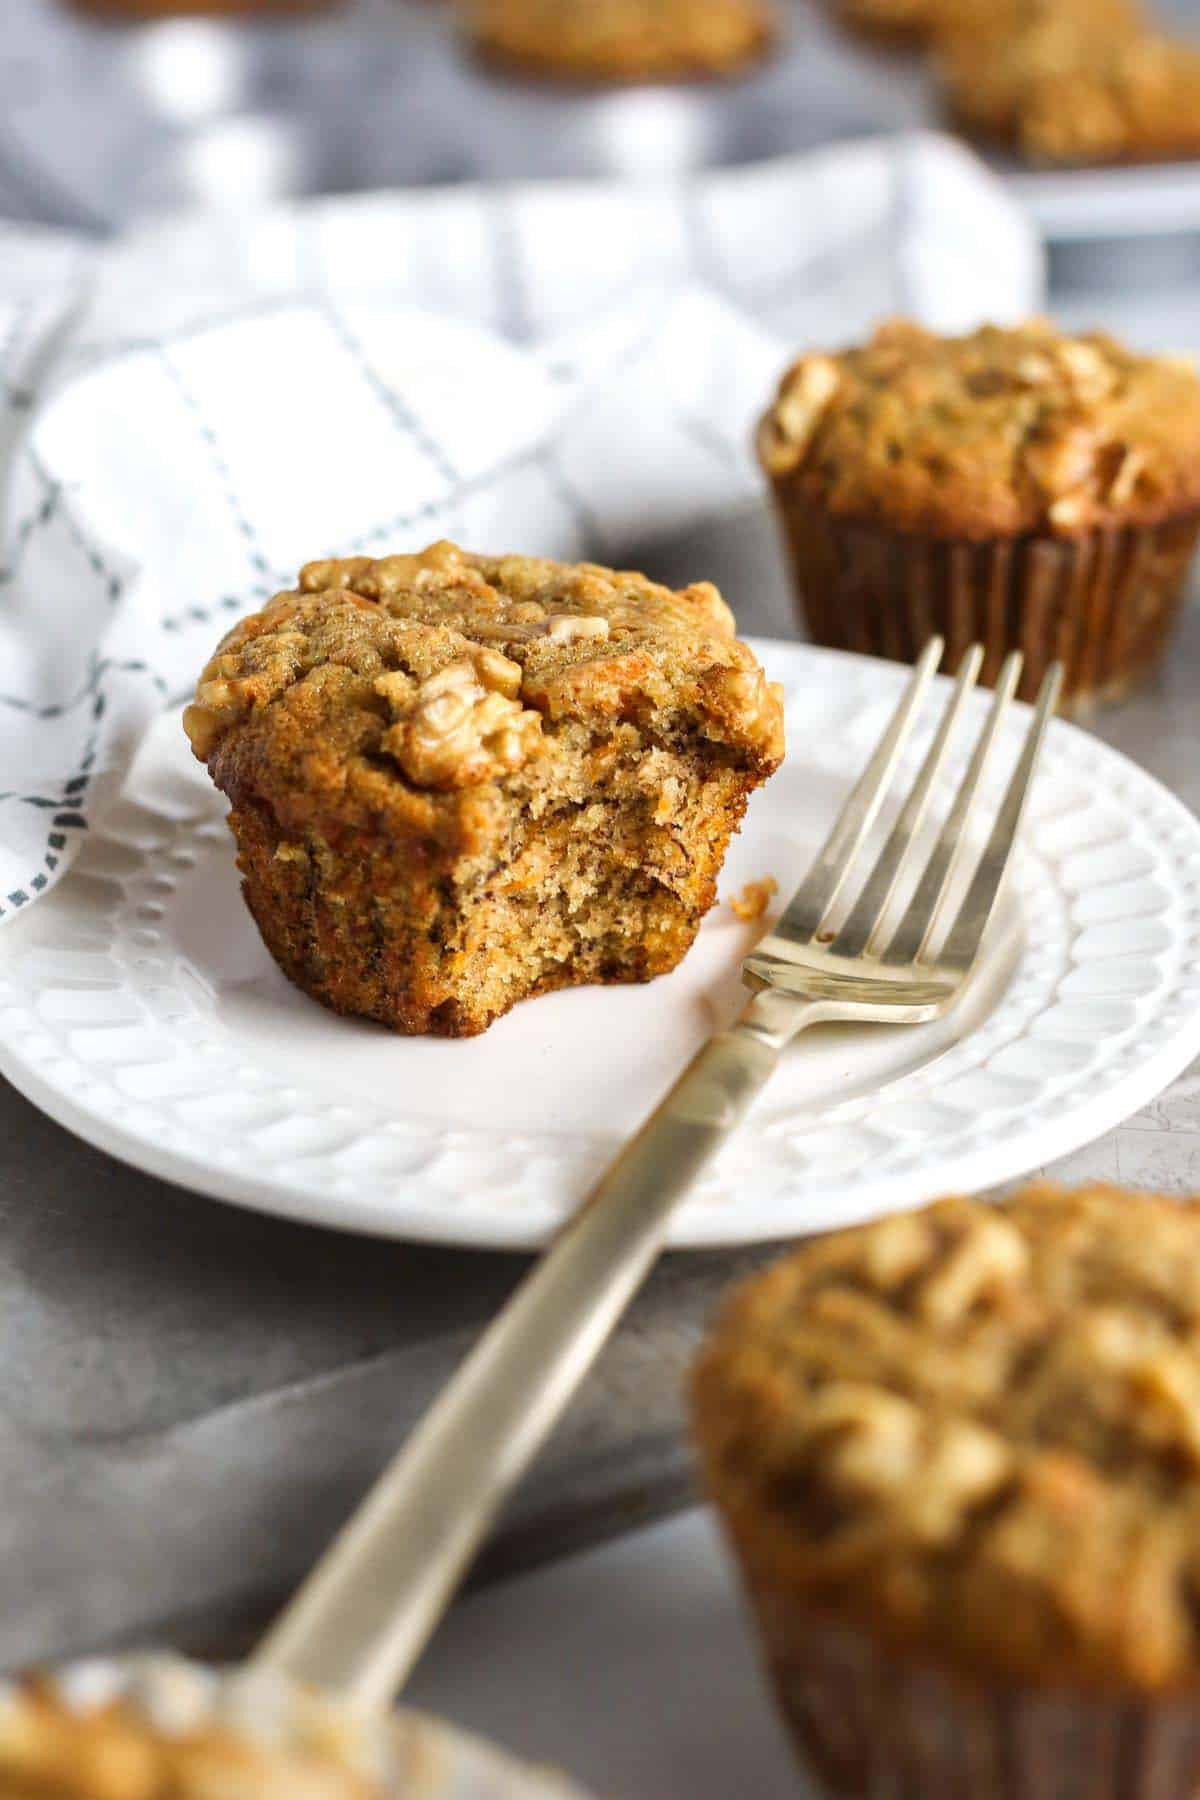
757 319 1200 540
693 1183 1200 1692
466 0 775 83
187 541 782 801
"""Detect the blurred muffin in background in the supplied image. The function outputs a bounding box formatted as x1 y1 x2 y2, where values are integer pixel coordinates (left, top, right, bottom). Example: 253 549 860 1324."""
1015 33 1200 165
935 0 1200 159
756 317 1200 711
828 0 1140 53
466 0 776 83
692 1183 1200 1799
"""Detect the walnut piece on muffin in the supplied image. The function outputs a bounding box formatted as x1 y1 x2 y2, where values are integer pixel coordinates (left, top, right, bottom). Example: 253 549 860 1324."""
693 1184 1200 1796
466 0 775 84
185 542 784 1038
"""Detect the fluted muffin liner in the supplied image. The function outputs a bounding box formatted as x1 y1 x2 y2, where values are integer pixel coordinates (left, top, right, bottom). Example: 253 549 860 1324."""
769 493 1200 712
734 1572 1200 1800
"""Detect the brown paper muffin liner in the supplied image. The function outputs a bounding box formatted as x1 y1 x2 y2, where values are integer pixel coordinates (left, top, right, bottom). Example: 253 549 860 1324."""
741 1578 1200 1800
769 493 1200 713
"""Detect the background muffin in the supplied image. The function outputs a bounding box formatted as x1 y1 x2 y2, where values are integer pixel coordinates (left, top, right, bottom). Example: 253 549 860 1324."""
932 0 1200 168
185 541 783 1038
466 0 775 84
757 318 1200 709
693 1183 1200 1799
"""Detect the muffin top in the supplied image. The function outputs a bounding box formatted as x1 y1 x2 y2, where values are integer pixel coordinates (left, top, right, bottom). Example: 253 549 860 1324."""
757 318 1200 539
184 541 782 842
0 1665 385 1800
468 0 774 81
692 1183 1200 1691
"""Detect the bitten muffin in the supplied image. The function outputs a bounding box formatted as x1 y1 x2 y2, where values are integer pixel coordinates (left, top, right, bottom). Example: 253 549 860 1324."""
692 1183 1200 1799
185 541 783 1037
466 0 775 84
757 318 1200 709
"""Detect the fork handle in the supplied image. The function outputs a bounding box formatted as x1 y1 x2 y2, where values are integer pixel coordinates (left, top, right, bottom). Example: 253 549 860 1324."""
252 1010 800 1708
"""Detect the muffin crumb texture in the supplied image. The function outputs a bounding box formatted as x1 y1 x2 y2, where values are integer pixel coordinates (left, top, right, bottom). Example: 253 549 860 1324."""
693 1183 1200 1691
759 319 1200 541
186 541 783 1037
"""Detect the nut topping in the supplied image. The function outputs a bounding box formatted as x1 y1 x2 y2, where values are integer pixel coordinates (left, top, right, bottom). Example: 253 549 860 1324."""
375 655 541 789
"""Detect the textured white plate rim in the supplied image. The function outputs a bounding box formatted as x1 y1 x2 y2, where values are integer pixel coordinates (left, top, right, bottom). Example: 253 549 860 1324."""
3 638 1200 1250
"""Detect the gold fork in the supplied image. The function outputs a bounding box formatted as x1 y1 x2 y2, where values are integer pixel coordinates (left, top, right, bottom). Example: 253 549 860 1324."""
253 636 1063 1711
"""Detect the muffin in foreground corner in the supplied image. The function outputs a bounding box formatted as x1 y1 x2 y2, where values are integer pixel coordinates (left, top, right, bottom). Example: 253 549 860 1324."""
0 1655 588 1798
692 1182 1200 1799
185 541 783 1037
466 0 775 84
757 318 1200 710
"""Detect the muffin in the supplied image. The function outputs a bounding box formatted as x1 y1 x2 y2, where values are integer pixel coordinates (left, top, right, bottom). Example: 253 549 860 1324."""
934 0 1146 143
184 541 784 1037
824 0 947 47
826 0 1021 50
466 0 775 84
757 318 1200 709
692 1183 1200 1799
0 1665 381 1800
0 1656 586 1799
1014 33 1200 166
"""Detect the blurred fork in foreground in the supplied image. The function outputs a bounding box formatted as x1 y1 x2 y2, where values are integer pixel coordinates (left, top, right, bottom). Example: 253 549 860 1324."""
254 636 1063 1709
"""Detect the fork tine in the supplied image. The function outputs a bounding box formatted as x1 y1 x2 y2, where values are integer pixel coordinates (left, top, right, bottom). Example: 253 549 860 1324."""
880 650 1023 968
828 644 983 962
767 637 944 947
934 661 1064 973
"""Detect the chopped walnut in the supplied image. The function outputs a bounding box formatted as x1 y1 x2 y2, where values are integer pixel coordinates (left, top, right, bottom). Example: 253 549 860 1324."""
1055 339 1117 400
759 355 841 474
544 614 611 644
375 655 542 789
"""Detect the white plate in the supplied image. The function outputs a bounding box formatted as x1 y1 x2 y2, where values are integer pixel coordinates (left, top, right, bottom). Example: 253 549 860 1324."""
3 640 1200 1249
